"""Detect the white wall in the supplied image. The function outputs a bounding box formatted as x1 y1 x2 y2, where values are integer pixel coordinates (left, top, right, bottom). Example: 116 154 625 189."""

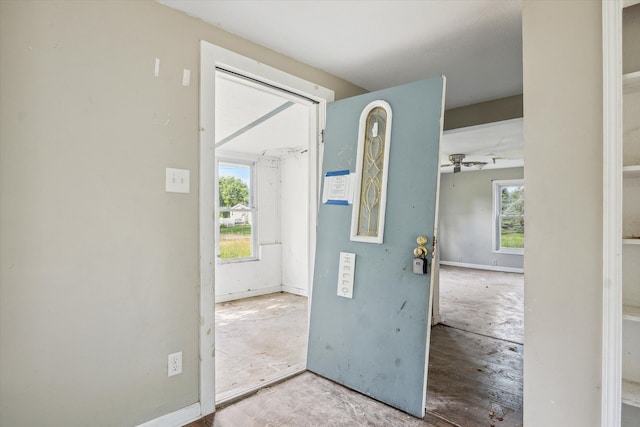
439 167 524 271
281 152 310 296
215 152 311 301
522 1 603 425
215 157 283 302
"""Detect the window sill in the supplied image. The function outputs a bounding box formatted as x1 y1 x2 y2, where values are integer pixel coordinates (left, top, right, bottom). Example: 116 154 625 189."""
493 249 524 256
217 257 260 265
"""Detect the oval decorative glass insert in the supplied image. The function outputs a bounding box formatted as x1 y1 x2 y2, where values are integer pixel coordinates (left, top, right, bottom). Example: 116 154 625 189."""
350 100 392 244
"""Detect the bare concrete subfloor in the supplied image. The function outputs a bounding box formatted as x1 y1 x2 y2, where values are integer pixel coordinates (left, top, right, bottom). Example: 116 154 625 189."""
187 266 524 427
439 265 524 344
215 292 308 402
190 325 522 427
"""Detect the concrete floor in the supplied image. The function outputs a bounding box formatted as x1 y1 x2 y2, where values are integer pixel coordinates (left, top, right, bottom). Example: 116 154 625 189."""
439 265 524 343
191 325 522 427
191 266 525 425
215 292 308 402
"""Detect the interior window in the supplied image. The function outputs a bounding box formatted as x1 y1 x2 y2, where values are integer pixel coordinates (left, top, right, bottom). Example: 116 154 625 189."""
217 160 256 261
493 180 524 254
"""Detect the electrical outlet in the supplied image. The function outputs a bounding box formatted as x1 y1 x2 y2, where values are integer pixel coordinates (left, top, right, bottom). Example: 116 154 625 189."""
168 352 182 377
491 259 498 266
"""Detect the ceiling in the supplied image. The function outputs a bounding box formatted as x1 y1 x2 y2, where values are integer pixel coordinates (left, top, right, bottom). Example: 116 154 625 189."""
216 70 523 171
163 1 524 170
440 118 523 173
215 72 312 158
156 0 523 109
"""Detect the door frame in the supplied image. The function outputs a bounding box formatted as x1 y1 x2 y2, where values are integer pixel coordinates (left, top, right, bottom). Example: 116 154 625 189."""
199 41 334 416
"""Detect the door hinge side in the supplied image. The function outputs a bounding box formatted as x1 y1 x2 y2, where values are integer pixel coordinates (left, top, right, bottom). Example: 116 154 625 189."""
321 129 325 143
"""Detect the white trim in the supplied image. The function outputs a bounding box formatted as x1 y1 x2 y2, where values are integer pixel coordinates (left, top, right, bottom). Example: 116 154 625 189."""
216 157 258 263
282 285 309 297
431 76 447 328
199 41 334 416
623 0 640 7
202 43 334 104
135 403 201 427
217 70 316 107
214 285 284 303
492 179 525 255
216 367 306 408
199 41 217 418
602 1 624 426
350 100 393 244
308 102 322 303
424 76 447 414
440 260 524 274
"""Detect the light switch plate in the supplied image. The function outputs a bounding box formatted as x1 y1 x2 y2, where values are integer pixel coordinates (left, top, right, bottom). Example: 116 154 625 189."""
166 168 190 193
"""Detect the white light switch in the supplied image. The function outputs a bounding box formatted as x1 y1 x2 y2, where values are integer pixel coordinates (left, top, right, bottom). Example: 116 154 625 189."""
337 252 356 299
165 168 190 193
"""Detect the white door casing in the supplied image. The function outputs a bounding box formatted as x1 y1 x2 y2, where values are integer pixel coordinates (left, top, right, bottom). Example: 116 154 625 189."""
199 41 334 417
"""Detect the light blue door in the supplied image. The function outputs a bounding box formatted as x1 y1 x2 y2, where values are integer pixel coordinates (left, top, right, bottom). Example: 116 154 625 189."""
307 77 445 417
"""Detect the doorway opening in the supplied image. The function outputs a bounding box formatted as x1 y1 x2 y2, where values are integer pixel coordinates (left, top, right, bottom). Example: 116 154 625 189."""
213 69 317 404
199 41 334 415
426 118 525 424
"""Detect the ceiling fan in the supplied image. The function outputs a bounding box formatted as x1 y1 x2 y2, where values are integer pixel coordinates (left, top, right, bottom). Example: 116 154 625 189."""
441 154 487 173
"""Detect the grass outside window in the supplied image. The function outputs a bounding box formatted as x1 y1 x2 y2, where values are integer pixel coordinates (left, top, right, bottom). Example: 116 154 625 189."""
219 224 253 259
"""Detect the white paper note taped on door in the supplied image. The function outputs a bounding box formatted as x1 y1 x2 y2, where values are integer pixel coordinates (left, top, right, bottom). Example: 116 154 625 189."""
337 252 356 298
323 170 355 205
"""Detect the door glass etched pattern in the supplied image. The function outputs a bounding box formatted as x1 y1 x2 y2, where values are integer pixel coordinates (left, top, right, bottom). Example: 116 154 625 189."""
357 107 387 237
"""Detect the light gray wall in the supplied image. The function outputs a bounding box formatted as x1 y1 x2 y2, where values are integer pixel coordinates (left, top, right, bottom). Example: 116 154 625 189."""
0 1 364 425
523 1 603 425
439 167 524 270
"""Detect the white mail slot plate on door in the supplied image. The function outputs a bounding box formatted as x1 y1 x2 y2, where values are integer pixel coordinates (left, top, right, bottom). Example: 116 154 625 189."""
337 252 356 298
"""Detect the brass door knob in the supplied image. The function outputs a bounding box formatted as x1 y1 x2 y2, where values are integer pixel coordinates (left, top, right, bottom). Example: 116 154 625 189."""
414 235 429 259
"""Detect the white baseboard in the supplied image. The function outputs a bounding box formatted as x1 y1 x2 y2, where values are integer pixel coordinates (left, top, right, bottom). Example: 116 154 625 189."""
136 402 201 427
440 260 524 274
282 285 308 297
215 285 283 303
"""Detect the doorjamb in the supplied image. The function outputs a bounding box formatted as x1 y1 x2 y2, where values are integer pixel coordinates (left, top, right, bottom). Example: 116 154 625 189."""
601 1 623 425
199 41 334 417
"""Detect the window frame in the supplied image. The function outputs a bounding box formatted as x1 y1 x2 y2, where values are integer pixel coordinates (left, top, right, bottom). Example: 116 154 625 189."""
350 100 393 244
216 158 258 263
492 179 525 255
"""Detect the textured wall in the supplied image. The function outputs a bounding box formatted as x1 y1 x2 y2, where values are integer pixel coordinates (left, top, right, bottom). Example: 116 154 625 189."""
0 1 364 425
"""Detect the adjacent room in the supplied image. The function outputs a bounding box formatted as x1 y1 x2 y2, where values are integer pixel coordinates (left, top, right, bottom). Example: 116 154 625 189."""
213 70 317 402
437 118 524 344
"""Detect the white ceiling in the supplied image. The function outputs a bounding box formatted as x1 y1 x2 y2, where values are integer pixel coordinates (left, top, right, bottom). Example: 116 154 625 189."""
163 0 524 169
440 118 523 173
215 72 311 158
156 0 523 109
